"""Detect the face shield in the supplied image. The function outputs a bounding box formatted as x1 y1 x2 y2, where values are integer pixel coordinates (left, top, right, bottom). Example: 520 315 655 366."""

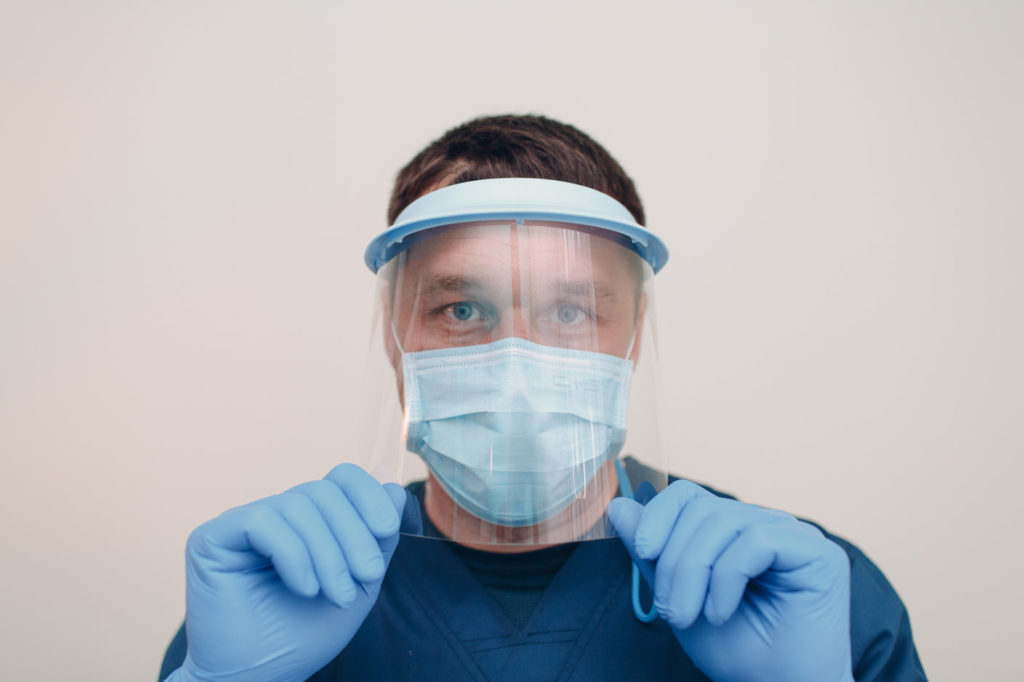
359 179 669 548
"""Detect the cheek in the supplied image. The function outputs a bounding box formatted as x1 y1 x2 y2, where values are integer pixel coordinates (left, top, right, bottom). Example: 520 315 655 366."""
596 318 637 357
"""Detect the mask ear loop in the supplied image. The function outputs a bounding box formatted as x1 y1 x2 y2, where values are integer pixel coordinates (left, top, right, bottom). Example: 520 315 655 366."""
390 317 407 355
624 328 638 362
613 459 659 623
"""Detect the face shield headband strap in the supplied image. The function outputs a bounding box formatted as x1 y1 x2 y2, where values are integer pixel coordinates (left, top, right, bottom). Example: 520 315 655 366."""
364 178 669 274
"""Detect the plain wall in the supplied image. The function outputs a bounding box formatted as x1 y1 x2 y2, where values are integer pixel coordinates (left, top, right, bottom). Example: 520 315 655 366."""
1 2 1021 679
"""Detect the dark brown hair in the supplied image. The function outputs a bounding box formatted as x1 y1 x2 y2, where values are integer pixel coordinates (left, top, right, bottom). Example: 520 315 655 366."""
388 114 645 226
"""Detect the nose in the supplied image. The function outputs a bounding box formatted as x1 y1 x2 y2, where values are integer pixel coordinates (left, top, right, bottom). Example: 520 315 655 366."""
495 306 533 343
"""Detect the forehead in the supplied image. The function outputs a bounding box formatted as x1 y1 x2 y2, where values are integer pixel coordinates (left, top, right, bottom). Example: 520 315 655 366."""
397 222 641 284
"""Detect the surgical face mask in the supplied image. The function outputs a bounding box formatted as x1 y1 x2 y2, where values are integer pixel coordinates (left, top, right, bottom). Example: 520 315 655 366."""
402 337 633 526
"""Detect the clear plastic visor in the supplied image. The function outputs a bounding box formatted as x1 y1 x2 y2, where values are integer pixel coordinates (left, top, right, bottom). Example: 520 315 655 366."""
358 221 667 548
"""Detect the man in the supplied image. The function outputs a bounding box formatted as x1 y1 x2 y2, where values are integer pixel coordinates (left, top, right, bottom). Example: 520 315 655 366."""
161 115 926 681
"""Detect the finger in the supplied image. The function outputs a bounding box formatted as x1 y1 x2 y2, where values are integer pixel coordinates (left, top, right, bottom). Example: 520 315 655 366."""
633 480 713 560
666 506 787 628
288 480 386 586
650 496 721 626
378 483 409 562
608 497 658 589
607 496 643 549
325 463 402 538
705 520 839 625
217 504 320 598
268 492 357 607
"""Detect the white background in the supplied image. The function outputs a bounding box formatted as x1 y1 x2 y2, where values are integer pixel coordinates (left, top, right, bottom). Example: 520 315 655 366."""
1 2 1021 680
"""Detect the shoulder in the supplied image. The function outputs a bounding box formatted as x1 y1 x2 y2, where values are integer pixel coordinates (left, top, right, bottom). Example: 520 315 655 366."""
813 526 927 680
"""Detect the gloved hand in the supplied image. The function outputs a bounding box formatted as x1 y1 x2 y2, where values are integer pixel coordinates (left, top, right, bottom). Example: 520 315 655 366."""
166 463 405 682
608 480 853 682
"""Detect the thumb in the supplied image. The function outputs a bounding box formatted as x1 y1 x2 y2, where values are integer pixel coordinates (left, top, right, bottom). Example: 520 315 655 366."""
382 482 408 517
377 483 408 564
607 497 657 587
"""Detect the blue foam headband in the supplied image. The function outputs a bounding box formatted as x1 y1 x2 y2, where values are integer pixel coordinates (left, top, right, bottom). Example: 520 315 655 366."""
363 178 669 274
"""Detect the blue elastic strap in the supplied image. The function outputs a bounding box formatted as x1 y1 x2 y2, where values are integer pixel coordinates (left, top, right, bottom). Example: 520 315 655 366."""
614 459 659 624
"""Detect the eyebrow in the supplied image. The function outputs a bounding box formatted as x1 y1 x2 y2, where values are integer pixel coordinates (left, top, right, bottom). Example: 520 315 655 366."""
420 275 622 300
556 280 618 299
420 275 486 297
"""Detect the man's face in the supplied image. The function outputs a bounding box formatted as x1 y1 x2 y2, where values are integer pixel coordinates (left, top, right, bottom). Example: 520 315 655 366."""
382 221 645 546
388 221 643 358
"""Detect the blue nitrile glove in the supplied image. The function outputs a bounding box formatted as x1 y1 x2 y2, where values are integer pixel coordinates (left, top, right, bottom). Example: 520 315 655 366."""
165 463 405 682
608 480 854 682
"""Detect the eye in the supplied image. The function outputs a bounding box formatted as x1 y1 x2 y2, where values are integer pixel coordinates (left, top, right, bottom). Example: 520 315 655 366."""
554 305 586 325
444 302 482 322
